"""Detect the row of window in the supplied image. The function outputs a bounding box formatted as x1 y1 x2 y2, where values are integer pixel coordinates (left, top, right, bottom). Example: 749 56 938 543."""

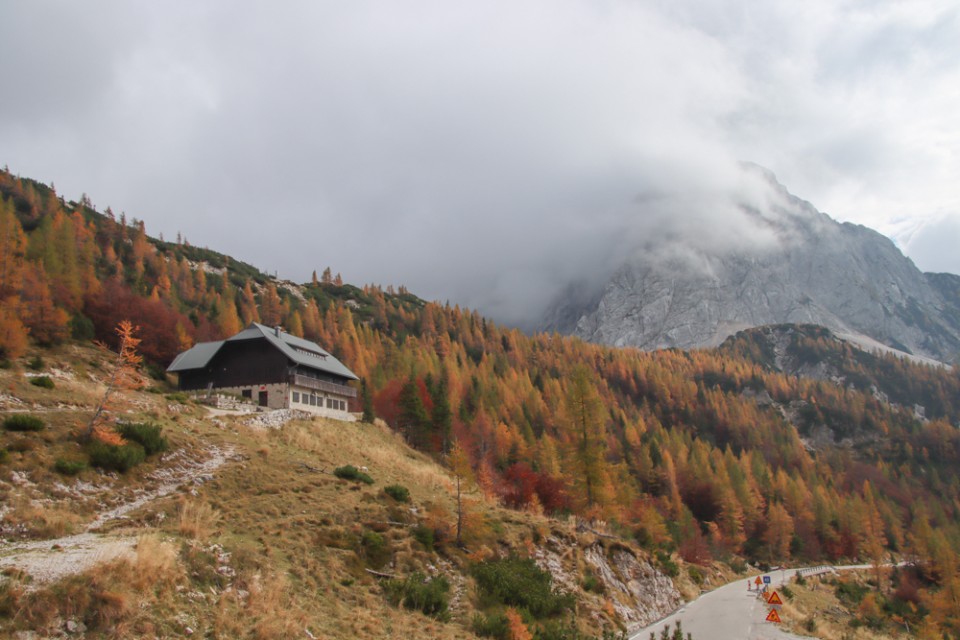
292 391 347 411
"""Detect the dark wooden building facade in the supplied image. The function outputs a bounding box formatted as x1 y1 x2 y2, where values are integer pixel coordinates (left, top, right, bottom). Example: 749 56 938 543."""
167 323 358 420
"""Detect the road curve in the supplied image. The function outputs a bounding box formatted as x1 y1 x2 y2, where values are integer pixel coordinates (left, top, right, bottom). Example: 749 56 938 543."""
629 564 877 640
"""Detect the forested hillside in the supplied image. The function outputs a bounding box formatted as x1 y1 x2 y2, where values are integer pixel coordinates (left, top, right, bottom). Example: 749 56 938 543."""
3 168 960 635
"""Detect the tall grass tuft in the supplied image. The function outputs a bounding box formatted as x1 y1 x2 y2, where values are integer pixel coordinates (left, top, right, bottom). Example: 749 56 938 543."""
178 500 222 540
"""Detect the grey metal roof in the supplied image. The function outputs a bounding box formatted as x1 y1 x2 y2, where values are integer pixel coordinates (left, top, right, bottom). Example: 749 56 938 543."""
166 322 359 381
166 340 223 373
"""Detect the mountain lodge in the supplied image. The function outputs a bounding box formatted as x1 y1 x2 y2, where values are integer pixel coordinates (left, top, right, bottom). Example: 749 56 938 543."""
167 323 359 421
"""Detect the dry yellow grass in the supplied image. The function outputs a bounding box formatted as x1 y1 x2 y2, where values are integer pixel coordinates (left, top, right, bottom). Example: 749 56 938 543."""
780 572 908 640
0 342 649 639
2 497 84 538
177 499 222 540
279 418 451 495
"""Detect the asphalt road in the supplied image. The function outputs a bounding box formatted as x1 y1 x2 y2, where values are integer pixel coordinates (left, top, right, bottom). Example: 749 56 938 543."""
629 565 874 640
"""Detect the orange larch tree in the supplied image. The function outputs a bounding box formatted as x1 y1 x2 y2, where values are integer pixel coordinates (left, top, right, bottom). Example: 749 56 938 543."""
84 320 143 441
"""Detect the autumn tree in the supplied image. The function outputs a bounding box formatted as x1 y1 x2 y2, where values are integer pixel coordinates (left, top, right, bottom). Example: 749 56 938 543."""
564 365 606 509
0 306 28 359
449 441 475 547
214 292 242 337
430 373 452 452
361 378 376 423
861 481 888 590
0 197 26 299
84 320 143 441
398 377 430 450
0 198 28 357
764 502 795 563
259 282 283 327
19 266 69 345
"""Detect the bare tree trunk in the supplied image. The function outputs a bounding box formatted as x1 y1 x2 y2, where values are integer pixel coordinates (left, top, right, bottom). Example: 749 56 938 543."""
455 474 463 547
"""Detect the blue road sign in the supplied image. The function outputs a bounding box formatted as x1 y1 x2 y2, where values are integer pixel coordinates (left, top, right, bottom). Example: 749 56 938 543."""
763 576 771 584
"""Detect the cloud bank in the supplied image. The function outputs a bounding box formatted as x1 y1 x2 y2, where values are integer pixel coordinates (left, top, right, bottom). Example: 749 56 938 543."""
1 1 957 327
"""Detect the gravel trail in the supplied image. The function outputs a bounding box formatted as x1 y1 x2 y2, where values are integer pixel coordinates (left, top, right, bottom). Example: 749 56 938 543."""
0 445 236 585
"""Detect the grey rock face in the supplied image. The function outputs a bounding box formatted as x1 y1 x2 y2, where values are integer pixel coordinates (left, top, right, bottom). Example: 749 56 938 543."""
543 170 960 362
583 544 682 632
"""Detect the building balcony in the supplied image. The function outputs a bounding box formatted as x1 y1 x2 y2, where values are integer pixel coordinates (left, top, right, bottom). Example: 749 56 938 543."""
290 373 357 398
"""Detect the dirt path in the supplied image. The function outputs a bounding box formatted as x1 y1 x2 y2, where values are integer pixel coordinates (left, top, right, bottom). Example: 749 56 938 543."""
0 445 237 585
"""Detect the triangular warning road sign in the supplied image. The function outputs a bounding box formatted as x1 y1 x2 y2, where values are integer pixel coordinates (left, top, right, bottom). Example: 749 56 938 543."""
754 576 763 585
768 591 784 605
766 609 782 623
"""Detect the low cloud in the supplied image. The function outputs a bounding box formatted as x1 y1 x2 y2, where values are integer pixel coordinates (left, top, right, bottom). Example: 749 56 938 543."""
896 213 960 275
0 1 957 328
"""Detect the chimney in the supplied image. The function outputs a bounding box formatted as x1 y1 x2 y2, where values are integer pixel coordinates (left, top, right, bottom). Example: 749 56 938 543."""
275 325 281 337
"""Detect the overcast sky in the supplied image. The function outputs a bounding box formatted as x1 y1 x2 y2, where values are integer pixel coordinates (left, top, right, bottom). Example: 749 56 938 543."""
1 1 958 327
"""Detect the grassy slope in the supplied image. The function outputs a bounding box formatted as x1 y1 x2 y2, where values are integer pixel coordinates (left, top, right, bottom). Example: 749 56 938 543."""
0 342 658 639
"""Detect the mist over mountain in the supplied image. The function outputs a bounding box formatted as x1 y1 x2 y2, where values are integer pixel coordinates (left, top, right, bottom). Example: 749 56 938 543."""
541 166 960 363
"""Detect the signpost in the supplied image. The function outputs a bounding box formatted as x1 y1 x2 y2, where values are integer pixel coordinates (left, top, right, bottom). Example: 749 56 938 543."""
762 575 771 585
767 591 783 606
766 609 782 623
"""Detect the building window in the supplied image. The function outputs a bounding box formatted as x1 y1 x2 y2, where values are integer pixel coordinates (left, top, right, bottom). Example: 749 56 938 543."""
241 389 252 399
310 394 317 406
292 392 300 403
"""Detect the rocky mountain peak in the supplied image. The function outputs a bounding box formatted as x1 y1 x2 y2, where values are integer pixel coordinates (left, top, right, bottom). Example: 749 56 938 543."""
541 169 960 363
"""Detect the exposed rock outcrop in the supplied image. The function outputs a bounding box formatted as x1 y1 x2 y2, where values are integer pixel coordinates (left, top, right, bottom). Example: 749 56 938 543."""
583 544 682 632
533 536 682 634
542 168 960 363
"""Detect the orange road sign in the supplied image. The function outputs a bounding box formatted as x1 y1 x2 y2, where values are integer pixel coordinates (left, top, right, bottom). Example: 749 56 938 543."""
767 591 784 606
754 576 763 585
766 609 782 623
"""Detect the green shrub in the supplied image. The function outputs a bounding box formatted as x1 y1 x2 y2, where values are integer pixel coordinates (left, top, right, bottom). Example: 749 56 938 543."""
0 359 11 370
27 355 44 371
533 619 607 639
472 612 509 638
730 559 748 574
54 458 87 476
359 530 390 568
384 484 410 503
471 556 574 619
383 572 450 619
69 314 95 341
794 570 806 586
656 551 679 578
780 585 794 600
87 441 146 472
412 525 435 550
582 568 605 594
165 392 191 404
835 580 869 605
29 376 55 389
688 566 704 585
334 464 374 484
117 422 168 455
0 449 8 464
3 415 45 432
